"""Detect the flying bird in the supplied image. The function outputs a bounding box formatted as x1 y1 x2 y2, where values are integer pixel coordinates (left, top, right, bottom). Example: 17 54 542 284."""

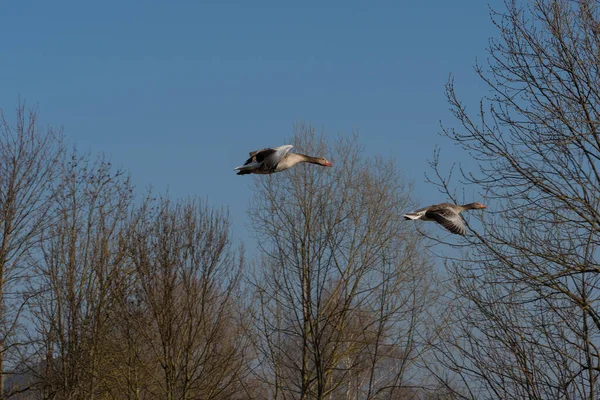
403 202 487 235
234 145 333 175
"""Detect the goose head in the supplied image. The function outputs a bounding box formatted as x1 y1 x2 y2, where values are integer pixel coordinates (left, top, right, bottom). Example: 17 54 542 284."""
466 202 487 210
317 158 333 167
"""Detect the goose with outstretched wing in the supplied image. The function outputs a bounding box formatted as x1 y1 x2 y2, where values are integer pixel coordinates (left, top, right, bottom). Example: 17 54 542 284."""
403 202 487 235
234 145 332 175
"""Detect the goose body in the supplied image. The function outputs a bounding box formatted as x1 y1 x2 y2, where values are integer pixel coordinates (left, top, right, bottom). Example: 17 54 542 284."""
403 202 486 235
234 145 332 175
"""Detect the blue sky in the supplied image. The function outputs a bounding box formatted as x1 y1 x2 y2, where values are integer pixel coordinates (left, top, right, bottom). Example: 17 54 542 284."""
1 1 499 246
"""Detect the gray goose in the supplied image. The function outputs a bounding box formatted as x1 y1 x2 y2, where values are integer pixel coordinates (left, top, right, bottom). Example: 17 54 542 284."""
234 144 332 175
403 202 486 235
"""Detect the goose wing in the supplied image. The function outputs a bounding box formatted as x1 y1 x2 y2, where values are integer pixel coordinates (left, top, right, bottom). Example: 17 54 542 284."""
246 145 293 169
247 145 292 163
244 148 276 165
426 207 467 235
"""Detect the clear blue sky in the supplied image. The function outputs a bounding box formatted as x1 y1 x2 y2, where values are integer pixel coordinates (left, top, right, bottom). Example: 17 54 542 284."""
1 1 499 245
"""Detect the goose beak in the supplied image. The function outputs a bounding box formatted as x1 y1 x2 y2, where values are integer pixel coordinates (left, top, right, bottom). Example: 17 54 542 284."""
324 161 333 167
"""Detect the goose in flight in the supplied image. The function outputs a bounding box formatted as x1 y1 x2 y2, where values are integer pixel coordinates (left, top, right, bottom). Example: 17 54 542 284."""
403 202 486 235
234 145 332 175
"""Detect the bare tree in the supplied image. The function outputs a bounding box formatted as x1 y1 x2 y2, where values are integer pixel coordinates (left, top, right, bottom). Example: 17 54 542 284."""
0 104 62 398
120 196 248 400
25 151 132 398
0 104 254 399
428 0 600 398
247 125 437 399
